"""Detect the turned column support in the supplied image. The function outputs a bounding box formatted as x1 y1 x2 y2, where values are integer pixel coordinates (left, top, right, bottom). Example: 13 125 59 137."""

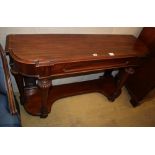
38 79 51 118
108 67 135 101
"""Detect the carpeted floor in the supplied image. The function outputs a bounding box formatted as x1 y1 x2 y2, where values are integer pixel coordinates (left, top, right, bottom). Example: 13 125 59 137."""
18 88 155 127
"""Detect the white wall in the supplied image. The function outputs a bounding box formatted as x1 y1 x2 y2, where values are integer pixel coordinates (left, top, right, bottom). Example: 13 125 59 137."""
0 27 143 92
0 27 142 48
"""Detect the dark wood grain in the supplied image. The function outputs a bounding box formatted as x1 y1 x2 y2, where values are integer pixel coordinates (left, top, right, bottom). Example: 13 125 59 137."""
6 34 149 117
6 34 148 78
6 34 148 64
126 28 155 106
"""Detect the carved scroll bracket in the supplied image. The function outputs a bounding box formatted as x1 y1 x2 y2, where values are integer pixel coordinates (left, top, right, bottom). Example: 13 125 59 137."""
38 79 52 89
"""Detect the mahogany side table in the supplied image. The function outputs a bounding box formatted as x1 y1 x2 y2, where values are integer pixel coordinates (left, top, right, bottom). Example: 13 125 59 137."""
6 34 148 117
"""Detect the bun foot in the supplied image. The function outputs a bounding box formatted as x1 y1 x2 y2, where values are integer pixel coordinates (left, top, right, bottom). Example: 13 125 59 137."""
40 113 48 118
130 98 139 107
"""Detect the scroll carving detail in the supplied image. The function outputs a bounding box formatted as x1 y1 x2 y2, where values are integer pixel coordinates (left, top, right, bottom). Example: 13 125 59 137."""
38 79 51 89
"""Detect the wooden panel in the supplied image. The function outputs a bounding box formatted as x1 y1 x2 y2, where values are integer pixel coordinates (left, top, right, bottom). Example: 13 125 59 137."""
126 27 155 106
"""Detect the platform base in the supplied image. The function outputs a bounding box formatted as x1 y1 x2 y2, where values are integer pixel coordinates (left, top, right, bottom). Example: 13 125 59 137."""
23 76 120 117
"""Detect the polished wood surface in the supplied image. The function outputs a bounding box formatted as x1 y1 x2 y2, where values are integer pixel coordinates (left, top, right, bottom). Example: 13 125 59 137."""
6 34 148 78
126 28 155 106
6 34 147 63
6 34 148 117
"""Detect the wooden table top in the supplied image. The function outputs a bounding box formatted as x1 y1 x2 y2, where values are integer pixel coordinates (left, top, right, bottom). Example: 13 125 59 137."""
6 34 148 65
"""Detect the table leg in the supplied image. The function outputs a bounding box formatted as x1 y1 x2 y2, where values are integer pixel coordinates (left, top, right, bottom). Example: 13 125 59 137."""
109 67 135 101
38 79 51 118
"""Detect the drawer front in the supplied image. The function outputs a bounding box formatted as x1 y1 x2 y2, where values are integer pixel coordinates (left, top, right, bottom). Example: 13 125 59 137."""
52 58 140 76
